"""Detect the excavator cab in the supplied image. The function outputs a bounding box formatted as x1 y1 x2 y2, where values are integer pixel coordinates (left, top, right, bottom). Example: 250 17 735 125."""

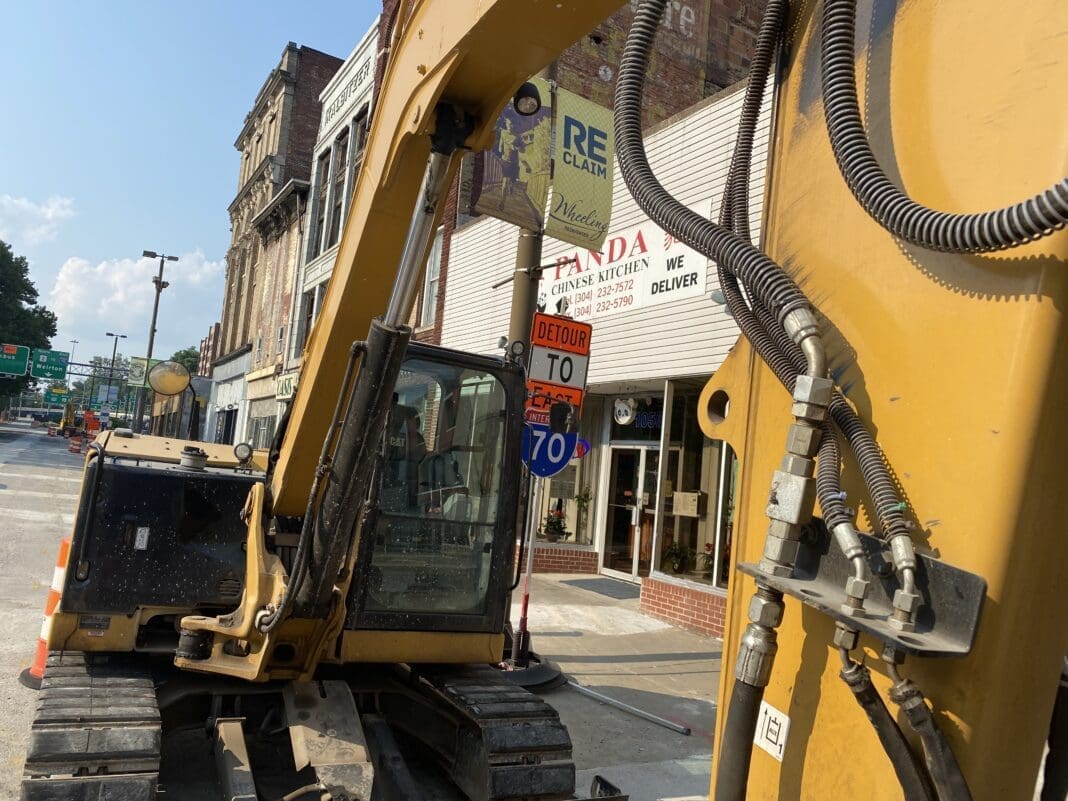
350 343 525 636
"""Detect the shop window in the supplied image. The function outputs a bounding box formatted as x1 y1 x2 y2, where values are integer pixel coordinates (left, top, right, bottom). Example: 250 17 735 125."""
537 397 602 547
609 396 664 442
327 128 349 248
653 385 738 588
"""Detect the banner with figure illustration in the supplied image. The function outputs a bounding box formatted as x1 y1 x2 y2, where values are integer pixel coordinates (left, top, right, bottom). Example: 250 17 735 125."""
472 77 553 230
127 357 162 388
544 87 614 250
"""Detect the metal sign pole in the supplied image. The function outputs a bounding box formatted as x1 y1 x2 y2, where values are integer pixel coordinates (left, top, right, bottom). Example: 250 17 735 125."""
512 473 543 667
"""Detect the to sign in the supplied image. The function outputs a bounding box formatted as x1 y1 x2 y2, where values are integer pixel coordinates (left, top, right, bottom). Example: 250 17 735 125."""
528 348 588 391
30 349 69 380
44 387 69 405
0 344 30 376
526 313 593 424
522 423 578 478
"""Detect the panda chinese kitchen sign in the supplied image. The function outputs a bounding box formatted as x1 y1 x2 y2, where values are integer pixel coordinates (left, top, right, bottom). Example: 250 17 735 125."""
539 206 711 322
525 312 593 426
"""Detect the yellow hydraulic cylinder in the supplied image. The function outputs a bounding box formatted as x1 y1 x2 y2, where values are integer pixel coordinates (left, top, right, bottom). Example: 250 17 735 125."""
701 1 1068 798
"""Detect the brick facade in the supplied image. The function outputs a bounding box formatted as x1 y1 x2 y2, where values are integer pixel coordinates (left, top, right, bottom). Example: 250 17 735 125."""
640 575 727 637
219 44 342 359
532 544 599 574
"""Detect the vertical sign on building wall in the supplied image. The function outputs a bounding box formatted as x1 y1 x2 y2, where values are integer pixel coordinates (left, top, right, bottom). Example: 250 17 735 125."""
545 88 614 250
473 77 553 231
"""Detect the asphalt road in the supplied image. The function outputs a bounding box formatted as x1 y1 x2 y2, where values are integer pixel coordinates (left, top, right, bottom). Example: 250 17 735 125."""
0 423 84 799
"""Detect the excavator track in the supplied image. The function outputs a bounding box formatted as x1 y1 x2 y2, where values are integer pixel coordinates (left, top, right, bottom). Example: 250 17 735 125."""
21 652 161 801
378 664 581 801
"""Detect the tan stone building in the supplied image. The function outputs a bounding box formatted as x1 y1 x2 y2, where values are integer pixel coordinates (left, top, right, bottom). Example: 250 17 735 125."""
207 42 342 446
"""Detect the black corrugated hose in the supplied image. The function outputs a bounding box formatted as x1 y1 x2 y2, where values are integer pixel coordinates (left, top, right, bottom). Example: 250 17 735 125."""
821 0 1068 253
615 0 810 327
891 680 975 801
709 0 911 548
842 662 938 801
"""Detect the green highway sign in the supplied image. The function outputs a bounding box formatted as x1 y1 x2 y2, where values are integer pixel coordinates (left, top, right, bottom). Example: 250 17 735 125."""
0 344 30 376
45 387 70 405
30 349 69 380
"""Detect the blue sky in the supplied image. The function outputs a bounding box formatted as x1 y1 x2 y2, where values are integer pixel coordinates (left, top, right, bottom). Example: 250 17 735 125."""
1 1 380 368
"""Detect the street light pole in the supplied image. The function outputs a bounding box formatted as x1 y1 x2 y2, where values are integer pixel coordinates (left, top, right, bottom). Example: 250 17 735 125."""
133 250 178 431
67 339 78 390
105 332 127 412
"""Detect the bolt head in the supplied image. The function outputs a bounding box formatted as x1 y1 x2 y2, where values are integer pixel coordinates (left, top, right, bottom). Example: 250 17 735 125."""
893 588 921 615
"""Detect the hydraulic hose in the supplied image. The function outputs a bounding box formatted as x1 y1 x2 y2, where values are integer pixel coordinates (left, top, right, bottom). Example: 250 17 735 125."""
821 0 1068 253
616 0 811 328
714 680 765 801
841 660 937 801
891 679 974 801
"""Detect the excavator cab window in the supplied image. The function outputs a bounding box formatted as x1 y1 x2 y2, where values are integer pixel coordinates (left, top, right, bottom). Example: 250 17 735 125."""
353 346 523 632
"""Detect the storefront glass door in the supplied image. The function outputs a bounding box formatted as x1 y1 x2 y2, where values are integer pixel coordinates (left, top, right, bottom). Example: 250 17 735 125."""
602 446 659 580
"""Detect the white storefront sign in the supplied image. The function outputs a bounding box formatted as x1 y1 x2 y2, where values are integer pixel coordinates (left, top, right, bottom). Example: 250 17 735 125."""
539 211 709 322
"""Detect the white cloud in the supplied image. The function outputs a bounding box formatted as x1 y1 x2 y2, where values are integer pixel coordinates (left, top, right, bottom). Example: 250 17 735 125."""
49 250 224 357
0 195 75 246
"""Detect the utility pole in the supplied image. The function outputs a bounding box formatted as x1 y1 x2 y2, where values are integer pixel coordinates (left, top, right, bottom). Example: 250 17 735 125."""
134 251 178 431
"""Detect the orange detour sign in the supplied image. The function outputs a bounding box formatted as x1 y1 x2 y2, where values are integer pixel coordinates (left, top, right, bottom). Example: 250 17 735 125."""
526 313 593 424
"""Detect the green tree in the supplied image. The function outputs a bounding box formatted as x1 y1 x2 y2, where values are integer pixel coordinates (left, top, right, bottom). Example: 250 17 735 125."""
170 346 200 375
0 240 57 410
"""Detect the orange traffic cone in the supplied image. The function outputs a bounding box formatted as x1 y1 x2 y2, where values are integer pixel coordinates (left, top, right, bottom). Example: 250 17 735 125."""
19 538 71 690
67 436 82 454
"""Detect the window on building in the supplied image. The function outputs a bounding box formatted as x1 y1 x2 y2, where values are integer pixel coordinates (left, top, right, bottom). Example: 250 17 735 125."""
255 336 264 363
293 289 316 358
327 129 350 249
276 325 285 357
649 383 738 589
353 106 369 163
248 416 277 449
419 227 444 328
311 150 331 258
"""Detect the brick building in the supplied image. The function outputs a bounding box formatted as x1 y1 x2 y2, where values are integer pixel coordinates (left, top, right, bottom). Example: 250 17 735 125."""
207 43 342 445
197 323 220 378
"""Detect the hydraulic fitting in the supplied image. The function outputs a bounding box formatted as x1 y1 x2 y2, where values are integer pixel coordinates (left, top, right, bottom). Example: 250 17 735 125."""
761 534 800 568
889 534 918 573
832 522 866 562
833 621 859 652
890 586 921 631
785 422 823 458
735 622 780 687
766 470 817 525
748 593 785 628
792 374 834 407
780 453 815 477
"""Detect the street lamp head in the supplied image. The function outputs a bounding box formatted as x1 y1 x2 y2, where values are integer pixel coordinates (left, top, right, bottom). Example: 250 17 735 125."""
166 255 179 262
143 250 158 259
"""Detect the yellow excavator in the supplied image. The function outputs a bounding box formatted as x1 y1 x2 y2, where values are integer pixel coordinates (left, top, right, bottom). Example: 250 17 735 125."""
20 0 1068 800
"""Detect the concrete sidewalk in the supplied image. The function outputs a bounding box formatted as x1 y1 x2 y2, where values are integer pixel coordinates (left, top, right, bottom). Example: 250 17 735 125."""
511 574 721 801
